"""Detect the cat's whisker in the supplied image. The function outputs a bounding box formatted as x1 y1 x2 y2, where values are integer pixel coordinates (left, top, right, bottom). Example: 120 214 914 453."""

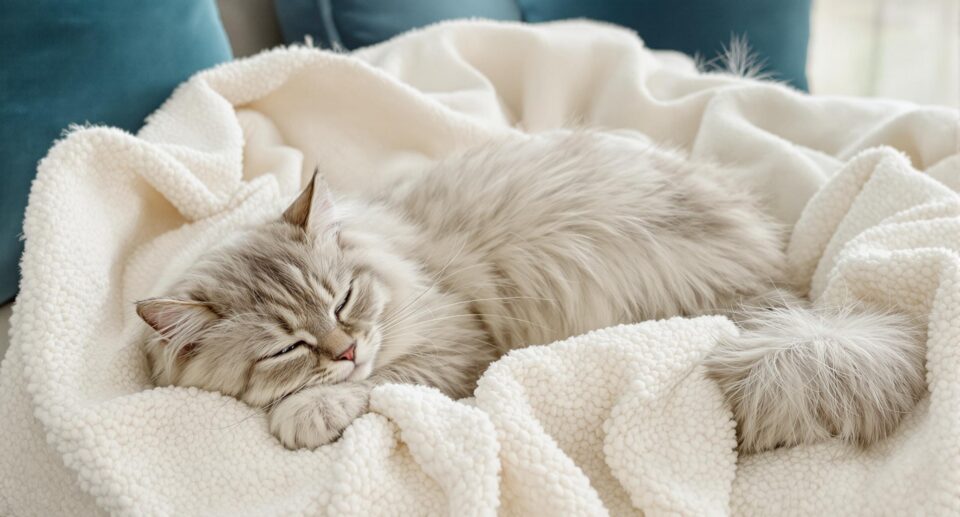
377 256 503 330
380 327 490 350
382 312 551 338
381 252 536 323
381 239 470 319
378 295 556 334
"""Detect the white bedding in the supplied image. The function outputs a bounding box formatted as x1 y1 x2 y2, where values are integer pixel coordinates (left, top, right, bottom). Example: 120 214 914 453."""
0 304 11 361
1 20 958 516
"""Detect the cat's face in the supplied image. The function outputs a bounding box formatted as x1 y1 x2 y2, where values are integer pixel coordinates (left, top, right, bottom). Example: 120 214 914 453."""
137 174 388 407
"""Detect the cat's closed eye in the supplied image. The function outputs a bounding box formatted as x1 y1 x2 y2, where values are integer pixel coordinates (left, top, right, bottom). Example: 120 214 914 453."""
263 341 306 361
334 283 353 321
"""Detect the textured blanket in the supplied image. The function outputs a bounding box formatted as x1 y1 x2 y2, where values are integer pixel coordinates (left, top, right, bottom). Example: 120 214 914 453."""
1 20 958 516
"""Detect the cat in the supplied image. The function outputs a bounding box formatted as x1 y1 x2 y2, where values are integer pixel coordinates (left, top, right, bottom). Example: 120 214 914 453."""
137 131 925 452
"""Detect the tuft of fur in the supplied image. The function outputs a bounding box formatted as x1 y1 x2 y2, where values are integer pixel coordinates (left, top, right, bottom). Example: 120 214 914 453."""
704 297 926 453
697 34 775 83
137 131 926 452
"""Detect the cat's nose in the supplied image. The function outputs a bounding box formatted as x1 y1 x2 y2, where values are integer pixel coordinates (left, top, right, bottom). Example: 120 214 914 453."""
336 342 357 362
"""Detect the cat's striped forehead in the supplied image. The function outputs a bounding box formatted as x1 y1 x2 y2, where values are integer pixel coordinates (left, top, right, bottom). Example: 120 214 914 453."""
188 223 349 334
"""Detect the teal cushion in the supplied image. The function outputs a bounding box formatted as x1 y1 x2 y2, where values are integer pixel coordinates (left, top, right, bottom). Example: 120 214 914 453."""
517 0 811 90
0 0 232 304
275 0 522 49
274 0 809 89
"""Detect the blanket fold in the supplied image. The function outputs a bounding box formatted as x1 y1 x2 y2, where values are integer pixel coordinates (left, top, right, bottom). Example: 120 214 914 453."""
1 20 957 516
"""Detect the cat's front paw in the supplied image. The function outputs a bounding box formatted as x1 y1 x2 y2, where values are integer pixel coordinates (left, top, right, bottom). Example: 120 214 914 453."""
268 382 371 450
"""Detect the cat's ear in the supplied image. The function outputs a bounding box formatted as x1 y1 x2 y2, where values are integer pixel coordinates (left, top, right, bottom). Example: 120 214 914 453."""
136 298 218 344
283 168 336 235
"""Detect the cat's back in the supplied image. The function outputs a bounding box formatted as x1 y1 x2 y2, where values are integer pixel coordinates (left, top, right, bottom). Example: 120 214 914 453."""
395 131 743 239
388 131 784 348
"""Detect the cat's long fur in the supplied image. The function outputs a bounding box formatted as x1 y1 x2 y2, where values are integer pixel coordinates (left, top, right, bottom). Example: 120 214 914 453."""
138 132 925 452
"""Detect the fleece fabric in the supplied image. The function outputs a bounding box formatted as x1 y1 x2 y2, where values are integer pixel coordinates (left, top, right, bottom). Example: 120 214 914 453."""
0 20 958 516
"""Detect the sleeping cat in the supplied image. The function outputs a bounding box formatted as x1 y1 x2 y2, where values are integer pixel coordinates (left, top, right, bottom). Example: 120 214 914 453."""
137 132 925 452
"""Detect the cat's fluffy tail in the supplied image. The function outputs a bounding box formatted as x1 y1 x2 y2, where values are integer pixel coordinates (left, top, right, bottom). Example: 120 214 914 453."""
704 291 926 453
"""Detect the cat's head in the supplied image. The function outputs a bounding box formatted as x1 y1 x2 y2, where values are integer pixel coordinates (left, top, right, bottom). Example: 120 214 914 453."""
137 173 389 408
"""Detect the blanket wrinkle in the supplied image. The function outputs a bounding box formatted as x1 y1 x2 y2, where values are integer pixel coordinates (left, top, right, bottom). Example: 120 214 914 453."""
1 20 958 516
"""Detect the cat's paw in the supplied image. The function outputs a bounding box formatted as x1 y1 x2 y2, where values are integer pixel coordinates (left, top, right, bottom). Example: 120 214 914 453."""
268 382 371 450
704 303 925 454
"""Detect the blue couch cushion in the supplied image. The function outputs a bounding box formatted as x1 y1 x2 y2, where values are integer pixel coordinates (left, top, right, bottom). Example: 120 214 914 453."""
517 0 811 90
275 0 523 49
275 0 810 89
0 0 232 303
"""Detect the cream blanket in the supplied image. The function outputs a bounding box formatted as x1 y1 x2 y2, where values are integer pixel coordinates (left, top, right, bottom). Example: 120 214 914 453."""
1 20 958 516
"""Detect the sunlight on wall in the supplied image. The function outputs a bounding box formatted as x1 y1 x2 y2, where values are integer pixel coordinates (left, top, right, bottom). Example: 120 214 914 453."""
807 0 959 108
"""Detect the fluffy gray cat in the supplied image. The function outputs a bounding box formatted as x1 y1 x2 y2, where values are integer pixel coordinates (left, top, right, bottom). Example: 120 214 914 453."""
137 132 925 452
